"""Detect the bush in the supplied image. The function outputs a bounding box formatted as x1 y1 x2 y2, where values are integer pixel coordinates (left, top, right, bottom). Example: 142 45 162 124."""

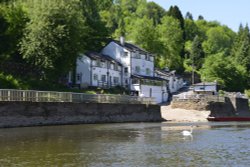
0 73 27 89
245 90 250 98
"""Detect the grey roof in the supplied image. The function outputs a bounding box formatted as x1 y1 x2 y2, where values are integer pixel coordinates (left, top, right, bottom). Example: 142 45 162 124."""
154 68 175 77
112 40 153 56
132 74 167 81
85 52 122 66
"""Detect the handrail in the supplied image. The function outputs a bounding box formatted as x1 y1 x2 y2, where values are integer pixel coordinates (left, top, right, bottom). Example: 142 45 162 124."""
0 89 155 105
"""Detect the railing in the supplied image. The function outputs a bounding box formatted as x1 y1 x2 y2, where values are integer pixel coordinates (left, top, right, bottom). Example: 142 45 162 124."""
172 94 225 103
0 89 155 104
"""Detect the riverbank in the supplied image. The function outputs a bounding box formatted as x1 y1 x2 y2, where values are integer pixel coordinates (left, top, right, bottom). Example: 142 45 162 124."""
161 105 210 122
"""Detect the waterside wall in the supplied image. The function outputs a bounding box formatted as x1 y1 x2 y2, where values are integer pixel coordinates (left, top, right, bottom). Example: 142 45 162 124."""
0 102 162 128
209 97 250 117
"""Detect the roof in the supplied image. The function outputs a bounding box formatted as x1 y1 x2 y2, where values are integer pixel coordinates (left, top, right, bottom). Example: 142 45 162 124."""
85 52 122 66
112 40 153 56
132 74 167 81
193 82 218 86
154 68 175 77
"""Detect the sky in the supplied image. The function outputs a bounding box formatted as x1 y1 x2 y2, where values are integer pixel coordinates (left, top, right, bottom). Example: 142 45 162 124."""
149 0 250 32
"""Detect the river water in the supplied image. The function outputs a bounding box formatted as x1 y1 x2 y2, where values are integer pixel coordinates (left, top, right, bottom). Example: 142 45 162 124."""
0 122 250 167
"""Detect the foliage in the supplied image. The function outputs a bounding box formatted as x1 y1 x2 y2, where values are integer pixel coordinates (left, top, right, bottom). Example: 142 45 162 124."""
244 89 250 98
0 73 27 89
157 16 184 71
202 26 235 55
20 0 89 81
200 53 247 92
0 0 250 92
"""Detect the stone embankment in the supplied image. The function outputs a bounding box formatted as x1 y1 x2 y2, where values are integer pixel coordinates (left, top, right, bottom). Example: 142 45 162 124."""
0 102 162 128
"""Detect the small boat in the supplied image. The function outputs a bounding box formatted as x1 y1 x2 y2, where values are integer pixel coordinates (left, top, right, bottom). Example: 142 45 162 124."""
207 116 250 122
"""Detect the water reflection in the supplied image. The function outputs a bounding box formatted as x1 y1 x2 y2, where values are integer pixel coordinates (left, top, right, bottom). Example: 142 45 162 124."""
0 122 250 166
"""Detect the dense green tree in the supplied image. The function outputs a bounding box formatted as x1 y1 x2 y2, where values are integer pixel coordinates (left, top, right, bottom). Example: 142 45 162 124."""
202 26 235 55
80 0 110 50
190 35 204 70
20 0 89 81
157 16 183 70
200 53 247 92
145 2 166 25
230 25 250 88
167 6 184 30
0 3 28 62
185 11 193 20
184 19 199 41
128 17 162 56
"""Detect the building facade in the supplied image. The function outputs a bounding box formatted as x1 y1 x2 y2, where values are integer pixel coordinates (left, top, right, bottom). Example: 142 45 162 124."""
102 38 168 103
74 38 183 103
76 52 122 88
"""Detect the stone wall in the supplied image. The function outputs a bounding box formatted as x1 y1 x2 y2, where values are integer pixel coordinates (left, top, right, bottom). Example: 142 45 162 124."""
171 100 209 111
0 102 162 128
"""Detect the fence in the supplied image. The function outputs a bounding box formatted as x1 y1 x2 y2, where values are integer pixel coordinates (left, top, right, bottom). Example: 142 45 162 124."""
172 94 225 103
0 89 155 104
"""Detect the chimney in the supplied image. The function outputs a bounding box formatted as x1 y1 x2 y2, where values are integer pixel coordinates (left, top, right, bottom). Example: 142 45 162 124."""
120 36 125 46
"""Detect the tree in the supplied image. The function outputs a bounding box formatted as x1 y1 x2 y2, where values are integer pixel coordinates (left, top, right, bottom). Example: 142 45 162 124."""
20 0 89 81
200 53 247 92
128 17 162 55
167 6 184 30
145 2 166 25
184 19 199 41
191 36 204 69
157 16 184 71
231 24 250 88
0 2 28 62
185 11 193 20
202 26 235 55
167 5 185 58
198 15 204 20
80 0 110 50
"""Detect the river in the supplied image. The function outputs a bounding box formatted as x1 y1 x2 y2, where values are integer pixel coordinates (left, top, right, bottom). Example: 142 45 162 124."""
0 122 250 167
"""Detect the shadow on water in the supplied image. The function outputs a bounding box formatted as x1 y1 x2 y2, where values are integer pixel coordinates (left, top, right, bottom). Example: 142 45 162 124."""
0 122 250 166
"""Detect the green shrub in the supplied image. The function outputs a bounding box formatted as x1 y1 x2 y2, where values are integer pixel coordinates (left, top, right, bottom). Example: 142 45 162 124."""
245 90 250 98
0 73 27 89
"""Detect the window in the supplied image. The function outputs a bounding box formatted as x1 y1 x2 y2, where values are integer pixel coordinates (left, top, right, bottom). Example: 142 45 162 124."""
114 64 118 71
93 74 98 81
135 66 140 73
135 53 141 59
124 52 128 57
113 77 119 84
76 73 81 81
124 67 128 73
101 75 106 82
96 60 101 67
146 68 151 75
101 60 106 68
110 63 114 70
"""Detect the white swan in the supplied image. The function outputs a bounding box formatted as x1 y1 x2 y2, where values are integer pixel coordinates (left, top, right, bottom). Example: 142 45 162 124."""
181 126 193 136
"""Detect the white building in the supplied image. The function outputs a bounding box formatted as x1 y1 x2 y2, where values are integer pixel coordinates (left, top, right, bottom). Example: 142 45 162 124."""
155 68 183 94
193 82 218 95
75 52 122 88
101 38 168 103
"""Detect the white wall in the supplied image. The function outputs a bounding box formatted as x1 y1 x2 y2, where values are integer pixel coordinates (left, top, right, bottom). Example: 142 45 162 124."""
194 85 217 93
102 42 131 86
76 55 91 87
140 85 167 103
131 56 154 77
